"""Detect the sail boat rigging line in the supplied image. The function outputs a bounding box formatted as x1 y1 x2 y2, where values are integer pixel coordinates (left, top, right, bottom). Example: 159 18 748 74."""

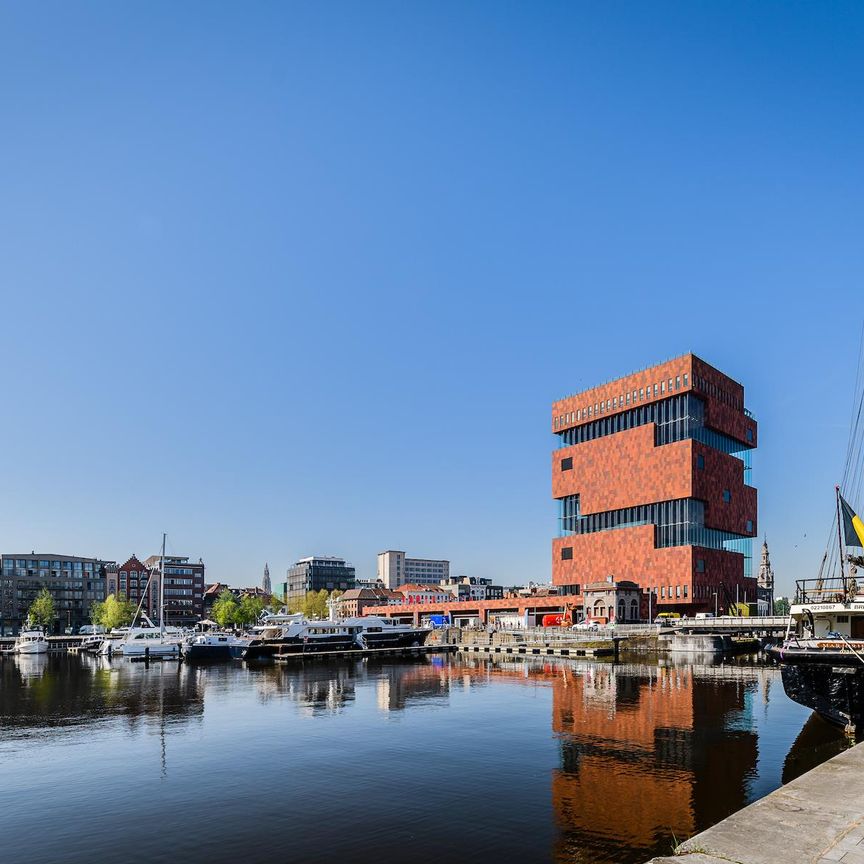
159 532 166 639
835 486 847 589
842 321 864 489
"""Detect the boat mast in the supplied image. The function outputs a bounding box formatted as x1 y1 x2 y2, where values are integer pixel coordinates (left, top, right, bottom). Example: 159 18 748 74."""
159 532 166 637
835 485 847 593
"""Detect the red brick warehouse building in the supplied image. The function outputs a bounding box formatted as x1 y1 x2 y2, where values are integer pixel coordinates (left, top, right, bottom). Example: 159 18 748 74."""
552 354 757 618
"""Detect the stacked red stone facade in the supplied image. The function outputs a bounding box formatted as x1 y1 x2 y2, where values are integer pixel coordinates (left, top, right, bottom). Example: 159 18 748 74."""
552 354 757 614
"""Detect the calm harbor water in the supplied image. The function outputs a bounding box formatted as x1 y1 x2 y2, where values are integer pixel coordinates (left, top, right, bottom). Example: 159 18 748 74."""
0 652 849 864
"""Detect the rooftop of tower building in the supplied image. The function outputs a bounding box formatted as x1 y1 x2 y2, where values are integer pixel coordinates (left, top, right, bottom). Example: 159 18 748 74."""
551 353 755 440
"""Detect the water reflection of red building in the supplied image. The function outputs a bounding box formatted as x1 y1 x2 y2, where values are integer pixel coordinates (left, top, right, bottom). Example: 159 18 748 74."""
549 663 758 864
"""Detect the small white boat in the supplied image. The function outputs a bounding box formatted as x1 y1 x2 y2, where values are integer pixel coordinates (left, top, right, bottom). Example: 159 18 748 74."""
14 625 48 655
103 534 185 659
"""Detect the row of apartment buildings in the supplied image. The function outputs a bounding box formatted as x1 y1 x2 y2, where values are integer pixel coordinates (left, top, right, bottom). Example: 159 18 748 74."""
0 551 206 634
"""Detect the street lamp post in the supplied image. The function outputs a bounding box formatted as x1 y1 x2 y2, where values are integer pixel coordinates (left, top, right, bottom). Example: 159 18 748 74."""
713 591 718 617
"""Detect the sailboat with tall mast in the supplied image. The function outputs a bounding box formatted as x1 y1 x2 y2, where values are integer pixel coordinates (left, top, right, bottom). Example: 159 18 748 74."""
767 336 864 733
106 534 186 658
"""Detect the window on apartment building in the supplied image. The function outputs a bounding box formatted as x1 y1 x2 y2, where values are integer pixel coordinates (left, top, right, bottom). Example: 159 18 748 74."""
654 384 658 397
683 374 689 386
723 489 731 503
639 388 644 400
747 428 754 442
696 559 705 573
661 586 666 598
661 381 666 393
668 379 673 391
561 547 573 560
561 457 573 471
676 586 681 597
683 585 688 597
697 454 705 470
746 520 753 533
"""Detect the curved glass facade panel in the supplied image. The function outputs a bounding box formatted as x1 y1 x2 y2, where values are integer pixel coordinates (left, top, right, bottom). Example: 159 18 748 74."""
556 394 752 480
557 494 752 573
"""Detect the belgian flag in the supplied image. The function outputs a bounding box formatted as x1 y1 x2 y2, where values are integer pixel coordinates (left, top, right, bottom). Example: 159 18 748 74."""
840 494 864 548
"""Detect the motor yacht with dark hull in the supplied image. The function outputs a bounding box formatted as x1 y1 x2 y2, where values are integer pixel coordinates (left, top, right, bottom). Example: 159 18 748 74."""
242 616 429 660
243 620 358 659
767 573 864 731
345 617 428 649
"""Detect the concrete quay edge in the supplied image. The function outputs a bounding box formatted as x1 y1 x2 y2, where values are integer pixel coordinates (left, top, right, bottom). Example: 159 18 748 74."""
647 742 864 864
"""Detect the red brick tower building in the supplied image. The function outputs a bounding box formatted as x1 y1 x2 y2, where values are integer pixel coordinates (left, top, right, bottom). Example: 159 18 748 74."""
552 354 757 618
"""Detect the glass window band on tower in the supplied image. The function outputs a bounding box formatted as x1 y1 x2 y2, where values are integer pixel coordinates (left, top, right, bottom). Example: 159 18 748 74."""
557 494 752 568
556 393 752 479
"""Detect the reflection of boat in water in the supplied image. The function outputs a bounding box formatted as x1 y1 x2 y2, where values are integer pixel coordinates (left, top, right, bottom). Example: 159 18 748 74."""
13 625 48 655
767 489 864 732
781 710 850 785
243 616 428 659
13 652 49 678
182 632 249 662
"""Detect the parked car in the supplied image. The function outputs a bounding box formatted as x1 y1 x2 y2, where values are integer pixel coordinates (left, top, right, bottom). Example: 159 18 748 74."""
572 621 600 632
694 612 715 620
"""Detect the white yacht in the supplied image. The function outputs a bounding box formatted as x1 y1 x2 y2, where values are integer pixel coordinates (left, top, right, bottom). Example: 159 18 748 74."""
105 534 186 659
112 620 186 658
14 624 48 655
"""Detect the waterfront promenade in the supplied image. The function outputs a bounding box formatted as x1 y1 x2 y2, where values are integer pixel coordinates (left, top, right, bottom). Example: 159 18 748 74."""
650 742 864 864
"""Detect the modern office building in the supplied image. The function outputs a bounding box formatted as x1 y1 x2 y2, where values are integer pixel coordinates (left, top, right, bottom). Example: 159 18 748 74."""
552 354 757 617
143 554 206 626
377 551 450 589
0 553 114 634
281 556 356 603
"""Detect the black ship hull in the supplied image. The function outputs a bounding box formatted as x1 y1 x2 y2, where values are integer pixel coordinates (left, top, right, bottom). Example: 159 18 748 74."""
768 645 864 729
358 630 427 649
182 644 246 662
243 634 357 660
243 628 428 660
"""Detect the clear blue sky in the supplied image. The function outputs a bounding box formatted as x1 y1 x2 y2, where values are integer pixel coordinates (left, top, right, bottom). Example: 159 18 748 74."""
2 2 862 594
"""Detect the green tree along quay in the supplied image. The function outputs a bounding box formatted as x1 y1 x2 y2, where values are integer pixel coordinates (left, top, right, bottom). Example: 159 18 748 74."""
90 599 104 626
96 594 135 630
28 588 55 629
286 589 337 619
774 597 791 617
234 595 265 628
212 589 238 628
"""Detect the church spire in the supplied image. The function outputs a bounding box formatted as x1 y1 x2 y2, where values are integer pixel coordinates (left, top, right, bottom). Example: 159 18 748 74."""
263 562 271 595
757 537 774 614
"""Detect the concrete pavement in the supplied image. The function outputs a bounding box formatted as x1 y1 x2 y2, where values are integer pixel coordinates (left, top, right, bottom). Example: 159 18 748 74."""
648 742 864 864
